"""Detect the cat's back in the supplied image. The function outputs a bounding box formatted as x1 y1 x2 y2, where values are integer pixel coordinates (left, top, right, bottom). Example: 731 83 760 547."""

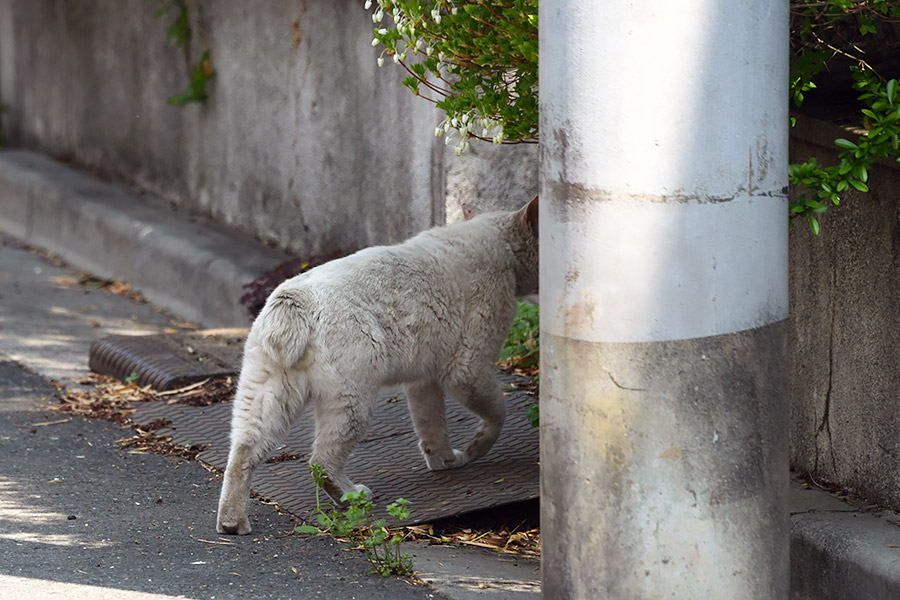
272 210 515 313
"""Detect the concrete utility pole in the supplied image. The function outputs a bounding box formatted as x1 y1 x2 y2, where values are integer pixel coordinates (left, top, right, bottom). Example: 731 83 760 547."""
538 1 789 598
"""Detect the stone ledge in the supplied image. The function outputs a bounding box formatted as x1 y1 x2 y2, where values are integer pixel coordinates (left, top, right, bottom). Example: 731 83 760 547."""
790 479 900 599
0 150 289 327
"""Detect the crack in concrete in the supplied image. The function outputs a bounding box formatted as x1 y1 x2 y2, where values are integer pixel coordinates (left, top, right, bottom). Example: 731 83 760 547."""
790 509 856 517
606 370 647 392
814 262 839 478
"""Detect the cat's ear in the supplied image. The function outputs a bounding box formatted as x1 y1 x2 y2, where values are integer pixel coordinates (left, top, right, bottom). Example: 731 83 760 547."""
518 196 539 238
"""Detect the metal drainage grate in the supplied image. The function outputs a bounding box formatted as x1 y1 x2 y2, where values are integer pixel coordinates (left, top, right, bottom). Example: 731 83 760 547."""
89 330 245 390
92 330 539 525
132 373 539 526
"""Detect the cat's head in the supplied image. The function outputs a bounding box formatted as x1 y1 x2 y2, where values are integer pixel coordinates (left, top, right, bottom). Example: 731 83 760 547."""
512 196 539 296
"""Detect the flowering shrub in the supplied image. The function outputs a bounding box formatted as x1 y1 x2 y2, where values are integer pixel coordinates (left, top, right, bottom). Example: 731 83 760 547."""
366 0 537 154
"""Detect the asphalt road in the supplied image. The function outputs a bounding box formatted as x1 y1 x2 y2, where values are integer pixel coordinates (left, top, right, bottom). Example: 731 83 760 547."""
0 358 443 600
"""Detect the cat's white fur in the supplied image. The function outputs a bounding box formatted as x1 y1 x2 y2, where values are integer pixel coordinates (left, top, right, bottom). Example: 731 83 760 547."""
216 197 538 535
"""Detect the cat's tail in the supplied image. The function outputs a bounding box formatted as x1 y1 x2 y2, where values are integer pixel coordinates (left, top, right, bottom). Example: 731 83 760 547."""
253 287 314 370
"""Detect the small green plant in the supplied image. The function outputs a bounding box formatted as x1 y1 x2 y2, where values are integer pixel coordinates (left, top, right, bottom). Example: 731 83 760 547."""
500 300 539 369
155 0 191 47
500 300 539 427
125 372 139 384
345 491 414 577
168 50 216 106
295 463 355 536
296 464 414 577
153 1 215 106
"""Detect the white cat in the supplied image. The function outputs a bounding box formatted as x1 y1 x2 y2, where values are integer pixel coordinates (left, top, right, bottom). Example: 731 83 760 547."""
216 197 538 535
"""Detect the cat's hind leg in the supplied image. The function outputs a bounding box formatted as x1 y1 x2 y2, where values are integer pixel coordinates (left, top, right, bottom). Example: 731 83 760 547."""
447 368 507 465
217 356 305 535
309 390 374 506
405 380 465 471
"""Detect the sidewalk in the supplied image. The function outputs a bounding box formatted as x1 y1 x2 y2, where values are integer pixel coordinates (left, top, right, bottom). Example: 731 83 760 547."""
3 148 900 599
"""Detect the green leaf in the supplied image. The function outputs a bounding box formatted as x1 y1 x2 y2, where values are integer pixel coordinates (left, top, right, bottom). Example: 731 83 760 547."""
294 525 320 534
889 79 897 106
850 179 869 192
808 214 820 235
834 138 858 150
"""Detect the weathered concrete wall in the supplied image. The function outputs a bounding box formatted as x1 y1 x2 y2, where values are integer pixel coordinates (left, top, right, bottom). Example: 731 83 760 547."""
444 142 539 222
0 0 444 256
789 115 900 509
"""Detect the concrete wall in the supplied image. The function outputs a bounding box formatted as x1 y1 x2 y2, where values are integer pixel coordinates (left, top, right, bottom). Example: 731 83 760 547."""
0 0 446 256
790 115 900 509
444 142 539 223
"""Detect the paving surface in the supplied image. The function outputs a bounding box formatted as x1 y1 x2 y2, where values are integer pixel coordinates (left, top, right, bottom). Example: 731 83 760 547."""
0 359 443 600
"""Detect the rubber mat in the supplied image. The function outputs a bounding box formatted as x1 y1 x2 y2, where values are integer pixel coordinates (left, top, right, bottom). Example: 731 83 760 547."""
132 373 539 526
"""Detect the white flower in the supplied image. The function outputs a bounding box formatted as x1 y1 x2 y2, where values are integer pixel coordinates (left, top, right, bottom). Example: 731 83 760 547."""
377 56 385 67
400 52 407 61
434 126 443 137
364 0 372 9
377 28 388 35
393 53 400 63
373 9 383 22
371 37 379 46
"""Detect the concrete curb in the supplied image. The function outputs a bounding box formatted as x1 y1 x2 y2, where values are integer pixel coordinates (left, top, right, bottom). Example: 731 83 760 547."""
790 480 900 599
0 149 289 328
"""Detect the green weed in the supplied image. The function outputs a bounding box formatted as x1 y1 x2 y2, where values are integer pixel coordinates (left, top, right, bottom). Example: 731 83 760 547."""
296 464 414 577
500 300 539 369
